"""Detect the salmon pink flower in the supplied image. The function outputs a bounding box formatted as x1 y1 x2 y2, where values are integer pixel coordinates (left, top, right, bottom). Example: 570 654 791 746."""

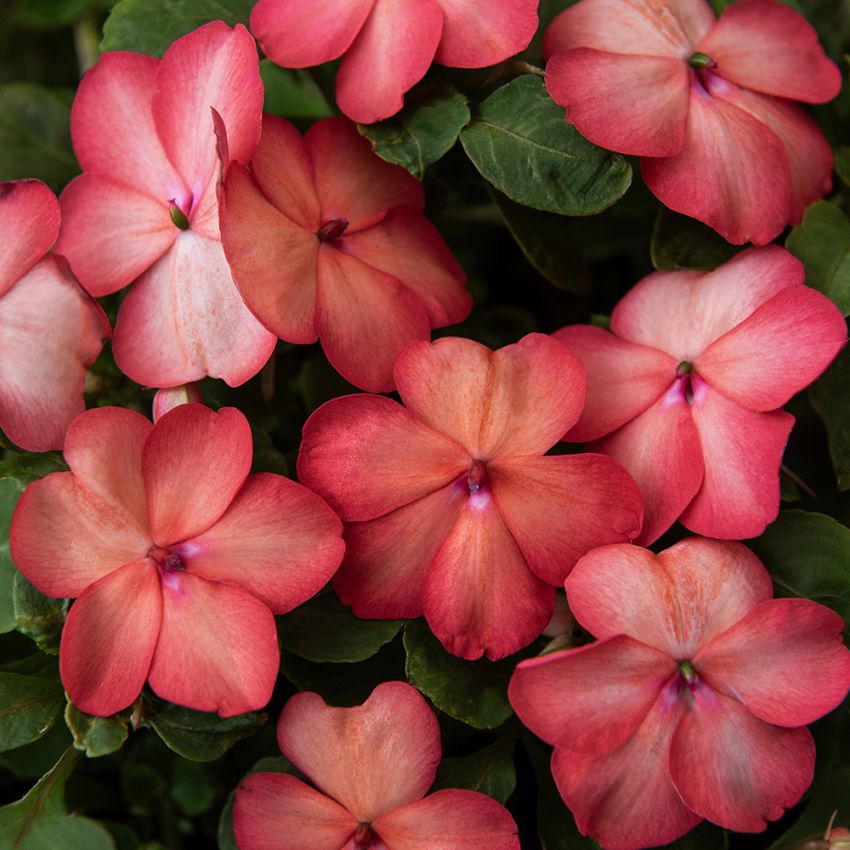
55 22 276 389
544 0 841 244
220 115 471 392
10 403 344 717
555 246 847 544
510 538 850 850
297 333 643 660
0 179 109 452
234 681 520 850
250 0 540 123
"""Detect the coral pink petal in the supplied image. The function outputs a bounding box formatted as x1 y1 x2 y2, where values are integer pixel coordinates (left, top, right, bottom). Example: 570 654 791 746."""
306 118 424 231
150 570 278 716
698 0 841 103
335 0 443 123
395 334 586 458
642 79 791 245
591 385 703 545
0 257 109 452
546 50 689 157
423 496 555 660
250 0 376 68
335 481 466 618
374 789 520 850
489 454 644 584
434 0 538 67
60 558 162 717
611 245 804 361
696 285 847 411
696 598 850 727
0 180 60 298
681 385 794 539
552 689 701 850
111 231 276 388
297 394 468 522
566 538 774 657
176 473 344 614
670 686 815 831
234 773 358 850
57 174 175 297
343 207 471 327
220 163 319 344
509 634 676 753
278 682 441 823
555 325 676 442
314 245 431 392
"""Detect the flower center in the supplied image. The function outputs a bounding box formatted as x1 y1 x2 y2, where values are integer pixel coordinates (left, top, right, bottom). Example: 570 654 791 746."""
317 218 349 243
678 659 699 686
148 546 186 572
688 51 715 69
353 823 375 848
169 202 190 230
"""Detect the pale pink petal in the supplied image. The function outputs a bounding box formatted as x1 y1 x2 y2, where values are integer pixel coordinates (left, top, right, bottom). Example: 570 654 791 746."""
250 0 376 67
555 325 676 442
566 538 774 657
297 394 469 521
423 496 555 660
149 570 278 716
394 334 586 459
152 383 203 422
234 773 358 850
489 454 643 585
546 50 689 157
335 482 466 618
433 0 538 67
142 403 251 545
176 473 344 614
695 598 850 727
56 174 176 297
552 689 701 850
670 686 815 831
278 682 441 822
698 0 841 103
111 231 276 388
374 789 519 850
60 559 162 717
681 384 794 539
509 634 676 753
0 256 109 452
335 0 443 124
0 179 60 298
315 244 431 392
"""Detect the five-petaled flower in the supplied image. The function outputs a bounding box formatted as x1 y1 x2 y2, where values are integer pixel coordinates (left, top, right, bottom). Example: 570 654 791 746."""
234 681 520 850
509 537 850 850
10 403 344 717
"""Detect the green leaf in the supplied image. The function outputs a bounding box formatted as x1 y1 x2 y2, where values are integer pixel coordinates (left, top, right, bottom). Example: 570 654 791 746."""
13 573 67 655
810 347 850 491
459 75 631 216
64 703 130 758
403 619 515 729
11 0 94 29
0 478 24 633
432 735 517 803
0 448 67 486
251 427 289 476
359 87 470 180
147 703 266 761
171 759 216 816
0 747 115 849
0 84 77 190
260 60 333 121
786 201 850 315
770 766 850 849
279 593 402 663
835 146 850 189
650 208 740 270
101 0 254 56
0 672 64 752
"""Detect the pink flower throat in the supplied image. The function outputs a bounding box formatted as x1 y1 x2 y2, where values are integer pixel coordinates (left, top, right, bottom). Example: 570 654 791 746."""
148 546 185 572
318 218 349 242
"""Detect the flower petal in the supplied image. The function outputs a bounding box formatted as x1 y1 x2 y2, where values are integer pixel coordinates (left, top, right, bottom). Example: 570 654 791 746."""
60 559 162 716
278 682 441 823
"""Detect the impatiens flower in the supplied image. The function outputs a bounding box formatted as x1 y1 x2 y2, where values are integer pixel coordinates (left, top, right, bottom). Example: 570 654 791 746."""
555 246 847 544
250 0 540 123
10 403 344 717
509 538 850 850
233 681 520 850
220 115 471 392
544 0 841 244
297 333 643 660
0 179 109 451
55 22 276 389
